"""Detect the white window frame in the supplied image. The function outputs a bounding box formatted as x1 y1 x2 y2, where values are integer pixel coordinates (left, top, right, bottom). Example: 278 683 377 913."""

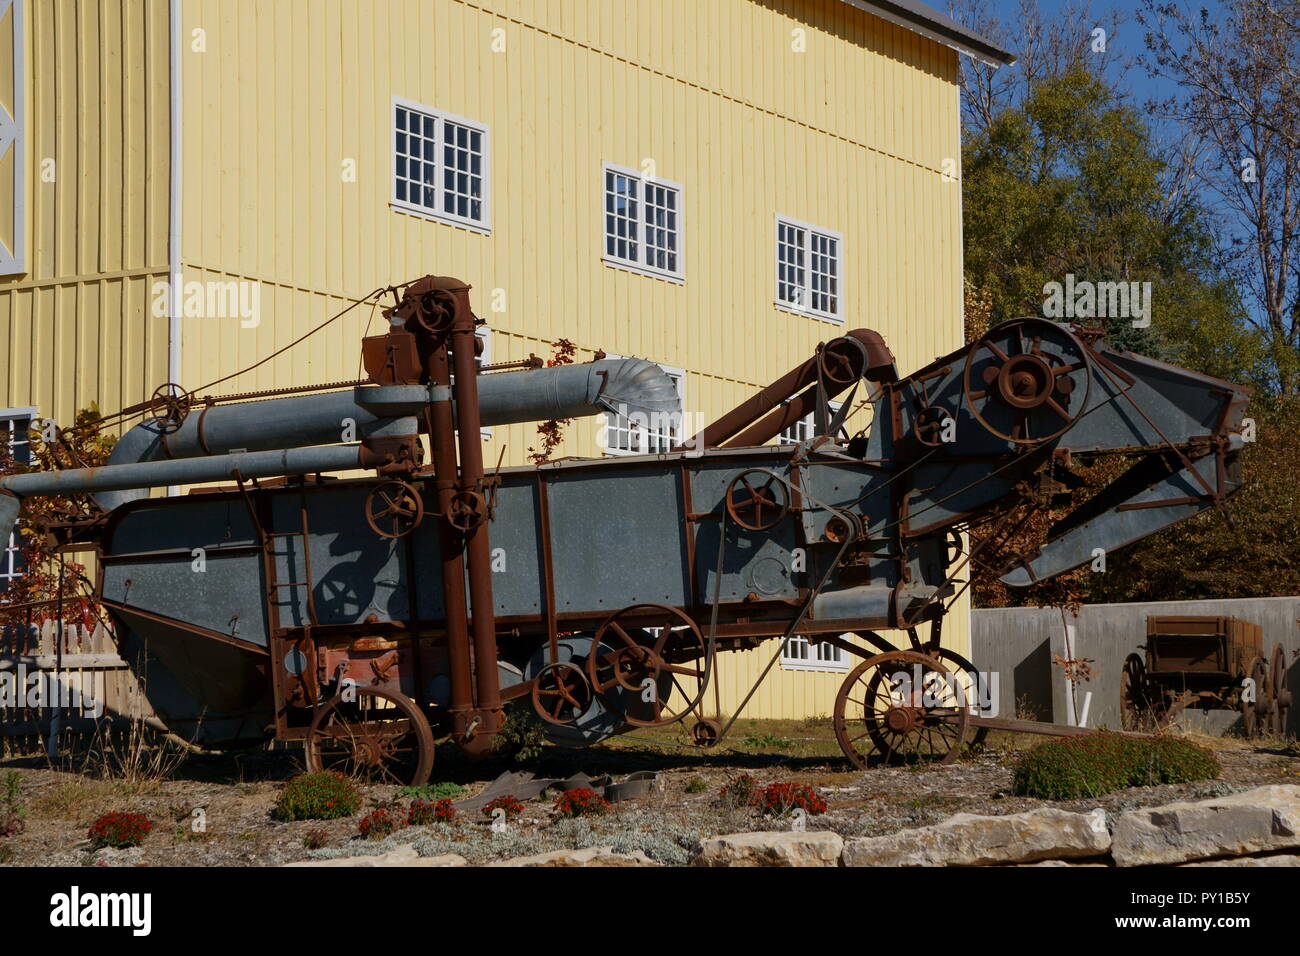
0 0 26 275
601 162 685 284
599 357 686 456
774 214 843 324
777 401 844 445
391 96 491 234
0 406 35 594
475 326 492 440
781 633 853 673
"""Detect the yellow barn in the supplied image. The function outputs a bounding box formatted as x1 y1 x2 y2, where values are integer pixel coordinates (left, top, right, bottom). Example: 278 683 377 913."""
0 0 1010 721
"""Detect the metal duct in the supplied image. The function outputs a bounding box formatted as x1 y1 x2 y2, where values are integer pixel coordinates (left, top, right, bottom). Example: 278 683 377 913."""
88 356 677 510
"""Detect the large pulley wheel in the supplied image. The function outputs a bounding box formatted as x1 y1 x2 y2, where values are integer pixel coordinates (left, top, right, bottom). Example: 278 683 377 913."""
365 480 424 539
962 318 1092 445
818 336 870 386
530 661 594 727
149 382 191 434
305 686 435 786
833 651 969 768
1270 643 1291 737
724 469 790 532
586 603 708 727
1120 653 1150 732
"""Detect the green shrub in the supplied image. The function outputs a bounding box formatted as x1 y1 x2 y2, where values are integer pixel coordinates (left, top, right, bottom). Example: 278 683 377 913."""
494 707 548 763
399 782 465 802
1013 732 1220 799
684 777 709 794
274 772 362 821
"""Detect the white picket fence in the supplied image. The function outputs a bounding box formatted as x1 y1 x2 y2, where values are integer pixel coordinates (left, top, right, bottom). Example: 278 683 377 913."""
0 618 155 752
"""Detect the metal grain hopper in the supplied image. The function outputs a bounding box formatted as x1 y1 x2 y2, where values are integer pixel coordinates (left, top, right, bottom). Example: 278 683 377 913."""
0 276 1253 782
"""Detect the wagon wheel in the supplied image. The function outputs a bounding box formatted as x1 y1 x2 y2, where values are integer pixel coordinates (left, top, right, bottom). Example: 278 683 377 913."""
530 661 594 727
962 317 1092 445
1120 653 1150 732
929 646 989 750
1270 643 1291 738
306 686 435 786
833 651 969 768
364 480 424 539
1241 656 1269 739
586 603 708 727
148 382 191 434
724 469 790 532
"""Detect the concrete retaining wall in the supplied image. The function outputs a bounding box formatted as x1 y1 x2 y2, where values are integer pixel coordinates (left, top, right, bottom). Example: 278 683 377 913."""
971 596 1300 735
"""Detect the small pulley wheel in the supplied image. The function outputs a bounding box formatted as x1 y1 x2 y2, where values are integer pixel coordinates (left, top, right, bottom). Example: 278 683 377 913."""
365 480 424 539
415 288 458 334
692 718 722 748
446 489 488 531
724 469 790 532
530 661 594 727
149 383 191 434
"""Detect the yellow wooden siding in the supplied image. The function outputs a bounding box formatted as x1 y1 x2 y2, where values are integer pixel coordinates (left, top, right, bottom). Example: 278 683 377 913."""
0 0 170 428
175 0 969 718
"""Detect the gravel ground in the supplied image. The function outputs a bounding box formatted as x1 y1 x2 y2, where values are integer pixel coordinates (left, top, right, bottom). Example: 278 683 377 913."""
0 723 1295 867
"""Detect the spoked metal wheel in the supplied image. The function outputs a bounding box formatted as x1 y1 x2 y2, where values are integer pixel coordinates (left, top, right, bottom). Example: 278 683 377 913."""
1241 656 1269 739
930 646 989 750
833 651 969 768
586 603 708 727
1120 653 1149 732
306 686 435 786
1270 643 1291 738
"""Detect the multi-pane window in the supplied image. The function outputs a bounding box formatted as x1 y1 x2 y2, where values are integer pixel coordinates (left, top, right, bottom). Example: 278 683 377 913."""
392 99 489 232
777 402 844 444
602 361 685 455
0 411 33 595
776 216 842 321
603 164 683 281
781 634 851 672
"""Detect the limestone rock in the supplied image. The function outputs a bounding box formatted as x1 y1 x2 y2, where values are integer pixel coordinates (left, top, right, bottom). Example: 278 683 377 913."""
1111 785 1300 867
842 808 1110 867
489 846 659 867
690 830 844 867
287 845 467 867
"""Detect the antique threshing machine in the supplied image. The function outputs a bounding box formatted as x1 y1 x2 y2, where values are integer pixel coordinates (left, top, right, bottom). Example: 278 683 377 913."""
0 276 1253 783
1121 616 1290 737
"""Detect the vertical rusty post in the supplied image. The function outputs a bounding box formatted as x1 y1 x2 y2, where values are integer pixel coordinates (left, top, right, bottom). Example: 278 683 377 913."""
424 338 475 730
446 285 504 742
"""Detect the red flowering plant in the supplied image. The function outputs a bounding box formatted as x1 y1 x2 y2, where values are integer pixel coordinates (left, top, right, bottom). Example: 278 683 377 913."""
357 808 404 840
407 798 456 825
482 795 525 821
755 782 827 817
553 787 609 818
88 812 152 849
717 773 760 809
274 771 362 821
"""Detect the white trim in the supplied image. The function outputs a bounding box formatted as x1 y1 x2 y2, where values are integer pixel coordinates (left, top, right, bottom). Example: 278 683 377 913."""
601 162 685 283
774 214 844 325
598 355 686 457
476 326 492 440
780 633 852 673
390 96 491 234
167 0 183 497
0 0 25 275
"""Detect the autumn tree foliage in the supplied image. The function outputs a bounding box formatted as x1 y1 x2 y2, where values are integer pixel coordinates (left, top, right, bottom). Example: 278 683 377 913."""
0 406 115 631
